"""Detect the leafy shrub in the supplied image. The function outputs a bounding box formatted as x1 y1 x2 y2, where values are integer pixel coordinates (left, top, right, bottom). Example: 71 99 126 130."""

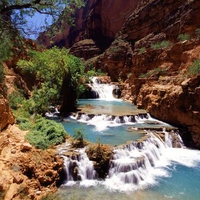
0 64 4 83
73 128 84 140
26 118 67 150
71 128 86 148
16 117 33 130
12 93 67 150
189 59 200 76
8 92 25 110
12 100 32 120
0 31 13 63
151 40 172 50
195 28 200 38
178 33 190 41
17 47 85 114
139 47 146 53
86 68 105 79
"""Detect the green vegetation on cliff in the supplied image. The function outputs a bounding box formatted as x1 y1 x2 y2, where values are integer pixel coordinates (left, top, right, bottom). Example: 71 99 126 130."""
0 64 4 83
71 128 87 148
151 40 172 50
178 33 190 41
10 46 88 150
189 59 200 76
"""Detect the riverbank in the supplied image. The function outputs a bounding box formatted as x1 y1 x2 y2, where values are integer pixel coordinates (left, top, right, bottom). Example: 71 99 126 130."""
0 125 64 200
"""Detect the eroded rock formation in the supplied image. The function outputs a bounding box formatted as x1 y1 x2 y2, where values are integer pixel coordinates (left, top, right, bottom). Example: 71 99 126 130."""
0 97 15 131
0 64 15 131
86 143 113 178
0 54 65 199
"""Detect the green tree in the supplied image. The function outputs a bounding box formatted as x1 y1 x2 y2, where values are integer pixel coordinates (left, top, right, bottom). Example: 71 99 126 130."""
0 0 85 63
17 47 85 114
0 0 85 36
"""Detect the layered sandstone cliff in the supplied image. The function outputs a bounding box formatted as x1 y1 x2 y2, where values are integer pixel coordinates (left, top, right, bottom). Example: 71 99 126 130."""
38 0 142 57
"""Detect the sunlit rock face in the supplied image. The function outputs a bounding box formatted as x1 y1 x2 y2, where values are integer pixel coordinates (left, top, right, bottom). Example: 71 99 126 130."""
0 124 65 199
0 97 15 131
121 0 200 42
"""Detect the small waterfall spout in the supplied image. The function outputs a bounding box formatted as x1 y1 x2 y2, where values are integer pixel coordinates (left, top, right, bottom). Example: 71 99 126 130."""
61 148 96 185
88 77 120 100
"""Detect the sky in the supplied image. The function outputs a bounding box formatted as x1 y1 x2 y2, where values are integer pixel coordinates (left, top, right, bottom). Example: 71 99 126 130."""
25 12 53 40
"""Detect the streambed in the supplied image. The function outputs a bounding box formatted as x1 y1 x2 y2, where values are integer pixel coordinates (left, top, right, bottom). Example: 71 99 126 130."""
56 78 200 199
61 99 172 145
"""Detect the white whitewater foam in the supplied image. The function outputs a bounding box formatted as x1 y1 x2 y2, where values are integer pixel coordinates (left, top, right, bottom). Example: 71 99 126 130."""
74 114 130 131
163 148 200 167
103 132 167 192
102 131 200 192
88 77 117 101
135 113 170 126
73 112 170 132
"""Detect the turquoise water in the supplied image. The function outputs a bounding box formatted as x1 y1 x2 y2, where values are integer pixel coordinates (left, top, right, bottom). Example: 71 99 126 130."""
62 119 143 145
61 99 168 145
58 99 200 200
58 163 200 200
77 99 142 115
58 148 200 200
151 163 200 200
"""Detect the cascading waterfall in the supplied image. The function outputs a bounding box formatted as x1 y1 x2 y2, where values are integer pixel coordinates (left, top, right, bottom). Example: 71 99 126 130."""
75 113 137 123
60 147 96 186
74 113 148 124
60 130 184 191
59 77 200 200
88 77 118 100
104 131 177 191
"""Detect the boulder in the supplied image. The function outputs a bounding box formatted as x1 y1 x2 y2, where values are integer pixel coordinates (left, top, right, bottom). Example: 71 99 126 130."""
0 97 15 131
